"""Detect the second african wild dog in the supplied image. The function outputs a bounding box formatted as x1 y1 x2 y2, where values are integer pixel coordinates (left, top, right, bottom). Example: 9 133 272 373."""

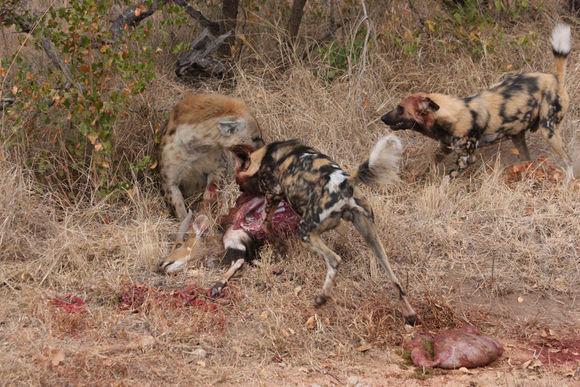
160 94 264 220
235 135 417 325
381 24 573 177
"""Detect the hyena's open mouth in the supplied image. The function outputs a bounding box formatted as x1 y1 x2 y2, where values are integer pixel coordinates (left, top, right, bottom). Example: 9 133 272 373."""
230 145 253 172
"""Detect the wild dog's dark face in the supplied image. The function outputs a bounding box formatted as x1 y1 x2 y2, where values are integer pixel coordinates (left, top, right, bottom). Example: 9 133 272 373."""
235 144 276 196
381 93 440 131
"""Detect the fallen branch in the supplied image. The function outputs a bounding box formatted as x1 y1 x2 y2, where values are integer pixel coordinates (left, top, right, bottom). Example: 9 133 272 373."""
0 97 14 111
39 38 82 92
111 0 167 39
176 28 232 78
2 9 83 93
172 0 221 35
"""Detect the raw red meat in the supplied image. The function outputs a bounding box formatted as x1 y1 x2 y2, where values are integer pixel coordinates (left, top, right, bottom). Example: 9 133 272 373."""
405 326 504 369
219 192 300 242
49 294 86 313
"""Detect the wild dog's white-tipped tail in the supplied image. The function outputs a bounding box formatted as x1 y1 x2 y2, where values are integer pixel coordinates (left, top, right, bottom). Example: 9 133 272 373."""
355 135 403 186
551 23 571 56
550 23 571 84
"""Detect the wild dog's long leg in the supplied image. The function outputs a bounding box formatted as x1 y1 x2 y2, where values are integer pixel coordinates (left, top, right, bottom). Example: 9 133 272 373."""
511 131 531 161
169 185 188 220
539 125 573 178
449 138 478 178
434 141 452 164
352 211 417 325
430 142 453 175
539 97 573 178
305 233 342 307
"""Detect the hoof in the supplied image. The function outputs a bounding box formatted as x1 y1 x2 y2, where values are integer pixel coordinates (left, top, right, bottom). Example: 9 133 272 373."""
210 281 225 298
314 294 328 307
404 314 418 326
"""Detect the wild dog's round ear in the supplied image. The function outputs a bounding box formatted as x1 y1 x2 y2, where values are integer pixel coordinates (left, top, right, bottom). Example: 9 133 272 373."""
427 98 440 112
417 97 440 115
219 118 246 136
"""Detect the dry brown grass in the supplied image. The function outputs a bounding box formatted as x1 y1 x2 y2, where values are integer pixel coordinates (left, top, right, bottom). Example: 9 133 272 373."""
1 1 579 385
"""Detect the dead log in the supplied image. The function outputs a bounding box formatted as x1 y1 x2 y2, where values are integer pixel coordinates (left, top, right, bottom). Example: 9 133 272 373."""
2 9 83 93
111 0 167 39
287 0 307 41
172 0 221 35
175 29 232 79
219 0 239 55
0 97 14 111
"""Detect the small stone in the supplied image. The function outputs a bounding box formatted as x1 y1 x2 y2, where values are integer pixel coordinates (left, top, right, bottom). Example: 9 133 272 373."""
271 266 284 275
192 348 207 358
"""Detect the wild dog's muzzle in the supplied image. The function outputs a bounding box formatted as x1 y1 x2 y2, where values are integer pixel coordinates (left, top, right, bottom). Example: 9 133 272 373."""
381 111 416 131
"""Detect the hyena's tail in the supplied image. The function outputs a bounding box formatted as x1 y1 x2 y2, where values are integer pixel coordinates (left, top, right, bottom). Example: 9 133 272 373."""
352 135 403 186
550 23 571 85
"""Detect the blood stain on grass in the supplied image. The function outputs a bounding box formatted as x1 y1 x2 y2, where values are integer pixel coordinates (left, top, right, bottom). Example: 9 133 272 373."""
529 336 580 365
118 283 231 330
49 294 86 313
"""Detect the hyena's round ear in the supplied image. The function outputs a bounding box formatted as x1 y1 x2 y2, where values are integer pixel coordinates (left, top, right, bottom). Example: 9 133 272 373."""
219 118 246 136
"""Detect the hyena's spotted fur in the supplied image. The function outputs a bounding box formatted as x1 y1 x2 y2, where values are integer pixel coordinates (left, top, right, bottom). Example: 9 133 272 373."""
160 94 264 220
236 136 417 325
381 24 573 178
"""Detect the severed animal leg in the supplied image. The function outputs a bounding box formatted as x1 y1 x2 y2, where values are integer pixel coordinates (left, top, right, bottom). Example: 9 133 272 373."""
209 253 245 298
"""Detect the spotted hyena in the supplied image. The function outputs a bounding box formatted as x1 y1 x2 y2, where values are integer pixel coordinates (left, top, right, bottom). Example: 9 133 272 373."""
160 93 264 220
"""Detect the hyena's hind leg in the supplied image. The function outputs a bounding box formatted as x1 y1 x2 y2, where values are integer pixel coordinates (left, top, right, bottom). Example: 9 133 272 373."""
511 131 531 161
305 233 343 307
351 211 417 325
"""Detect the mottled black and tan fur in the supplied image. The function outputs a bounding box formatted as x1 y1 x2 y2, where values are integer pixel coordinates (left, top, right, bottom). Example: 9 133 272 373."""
381 24 573 178
236 136 417 324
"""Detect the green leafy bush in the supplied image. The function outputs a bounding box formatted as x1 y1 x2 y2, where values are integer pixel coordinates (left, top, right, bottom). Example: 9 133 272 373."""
2 0 157 198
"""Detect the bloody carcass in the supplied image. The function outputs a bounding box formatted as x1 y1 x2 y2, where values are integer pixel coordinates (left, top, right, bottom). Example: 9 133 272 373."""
405 325 504 369
159 192 300 296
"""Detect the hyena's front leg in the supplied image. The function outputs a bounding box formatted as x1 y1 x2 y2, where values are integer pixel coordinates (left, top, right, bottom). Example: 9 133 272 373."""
449 138 478 178
168 184 188 220
202 173 219 207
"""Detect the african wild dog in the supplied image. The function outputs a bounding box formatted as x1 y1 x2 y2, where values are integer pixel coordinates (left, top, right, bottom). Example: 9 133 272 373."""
235 136 417 325
381 24 573 178
160 94 264 220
